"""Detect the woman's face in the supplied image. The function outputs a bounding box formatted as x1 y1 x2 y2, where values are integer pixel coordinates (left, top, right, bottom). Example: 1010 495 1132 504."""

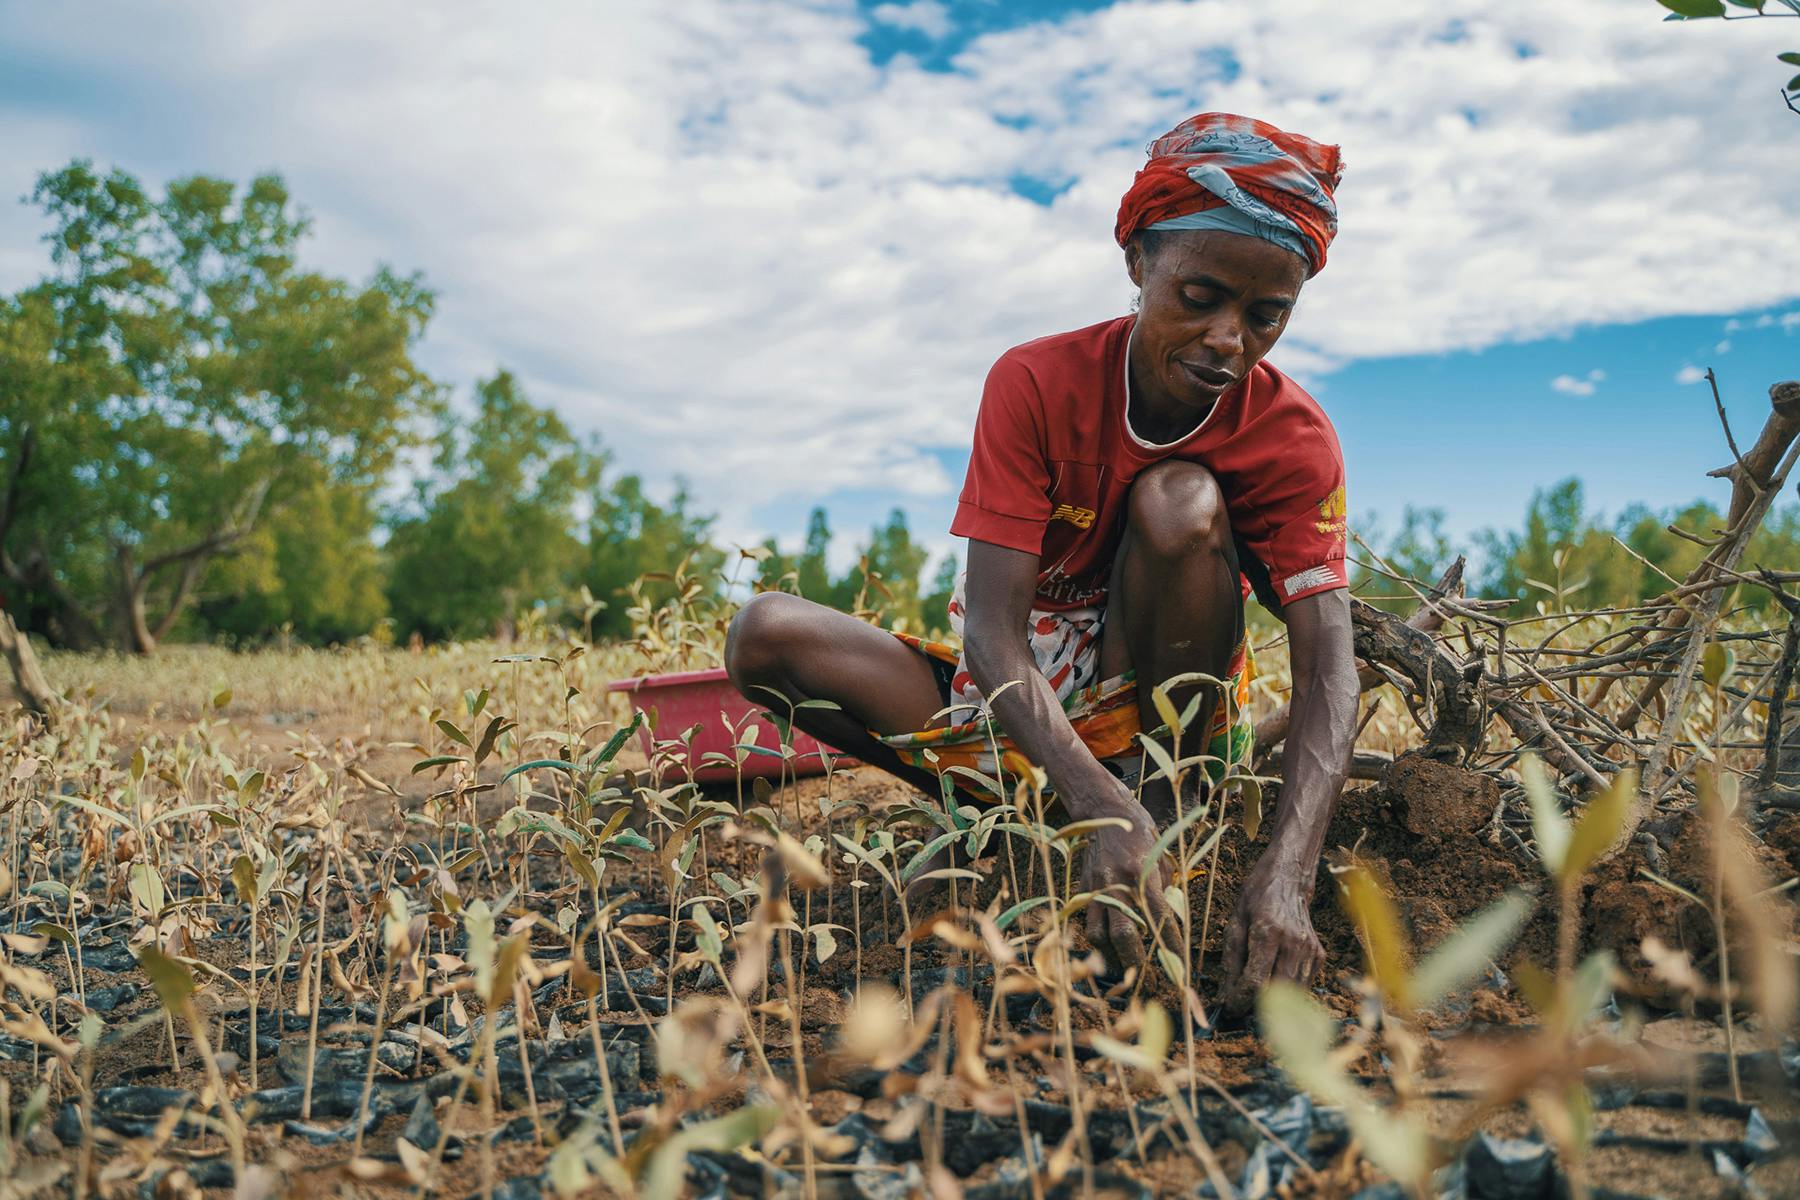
1125 228 1307 414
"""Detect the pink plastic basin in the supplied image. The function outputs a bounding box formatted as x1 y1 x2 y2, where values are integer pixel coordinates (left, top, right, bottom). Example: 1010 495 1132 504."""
605 667 843 783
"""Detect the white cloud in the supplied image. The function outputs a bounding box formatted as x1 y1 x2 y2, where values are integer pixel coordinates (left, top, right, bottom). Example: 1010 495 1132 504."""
1 0 1798 545
870 0 952 40
1675 364 1707 385
1551 368 1605 396
1715 339 1732 353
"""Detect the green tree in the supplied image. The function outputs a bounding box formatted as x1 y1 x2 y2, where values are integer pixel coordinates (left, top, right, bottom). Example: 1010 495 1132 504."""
1652 0 1800 103
797 508 842 605
197 469 389 644
1475 479 1637 612
584 476 725 639
1474 478 1800 616
753 506 935 628
384 372 598 641
0 161 436 652
755 507 851 607
0 288 109 647
861 508 931 629
921 551 960 633
1353 506 1458 613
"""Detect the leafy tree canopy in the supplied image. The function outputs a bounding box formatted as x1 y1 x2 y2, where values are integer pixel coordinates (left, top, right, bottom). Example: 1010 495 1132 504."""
0 161 436 652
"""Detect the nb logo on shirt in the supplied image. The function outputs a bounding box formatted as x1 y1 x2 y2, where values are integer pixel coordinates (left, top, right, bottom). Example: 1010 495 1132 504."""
1051 504 1096 529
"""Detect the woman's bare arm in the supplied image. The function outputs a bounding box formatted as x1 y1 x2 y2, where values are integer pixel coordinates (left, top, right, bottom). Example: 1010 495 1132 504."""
963 539 1170 964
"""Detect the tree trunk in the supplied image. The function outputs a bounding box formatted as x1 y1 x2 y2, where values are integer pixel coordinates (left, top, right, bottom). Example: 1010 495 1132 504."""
1758 603 1800 811
0 545 102 650
115 544 158 656
0 425 102 650
0 609 55 714
118 478 273 654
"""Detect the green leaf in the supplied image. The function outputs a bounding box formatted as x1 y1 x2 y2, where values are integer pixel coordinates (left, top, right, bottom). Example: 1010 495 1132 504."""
833 834 899 891
1136 733 1179 786
605 830 655 852
1259 981 1345 1099
1560 768 1638 884
1779 51 1800 66
412 755 465 774
1259 982 1433 1189
1089 1032 1151 1070
16 1082 50 1140
1053 816 1133 843
548 1120 597 1196
1410 891 1532 1009
1085 892 1148 929
1788 71 1800 92
53 792 130 828
32 922 75 946
231 855 258 905
146 803 225 830
693 907 723 963
996 895 1050 930
436 719 471 747
1565 951 1617 1032
129 862 165 916
1658 0 1726 15
465 900 497 1000
135 945 196 1008
1638 868 1709 909
26 880 70 905
644 1106 780 1200
943 764 1005 802
1139 799 1213 886
1149 683 1182 738
1700 642 1735 688
499 758 578 783
1522 755 1569 879
1339 863 1413 1008
496 807 583 844
1238 775 1265 842
586 711 644 771
473 715 511 765
901 830 960 883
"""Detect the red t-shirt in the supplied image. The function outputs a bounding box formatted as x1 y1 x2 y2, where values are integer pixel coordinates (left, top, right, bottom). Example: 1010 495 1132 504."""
951 315 1348 613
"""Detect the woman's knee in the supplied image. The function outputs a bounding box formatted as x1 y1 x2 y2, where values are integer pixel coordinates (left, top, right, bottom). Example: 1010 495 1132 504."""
1126 460 1231 560
724 591 807 689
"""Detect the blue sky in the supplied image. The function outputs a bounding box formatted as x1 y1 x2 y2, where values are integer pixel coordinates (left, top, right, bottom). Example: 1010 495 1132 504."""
3 0 1798 575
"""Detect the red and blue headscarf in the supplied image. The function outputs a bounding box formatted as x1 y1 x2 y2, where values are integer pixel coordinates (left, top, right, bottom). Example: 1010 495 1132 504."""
1115 113 1343 277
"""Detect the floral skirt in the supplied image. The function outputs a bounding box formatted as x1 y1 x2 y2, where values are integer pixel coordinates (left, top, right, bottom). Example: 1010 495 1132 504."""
877 594 1253 791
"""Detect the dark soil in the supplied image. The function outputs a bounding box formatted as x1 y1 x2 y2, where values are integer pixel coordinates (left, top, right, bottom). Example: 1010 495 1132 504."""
6 739 1797 1199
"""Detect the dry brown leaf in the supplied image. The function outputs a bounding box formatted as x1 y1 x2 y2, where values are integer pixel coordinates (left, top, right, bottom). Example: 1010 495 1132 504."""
1640 935 1709 999
0 932 48 955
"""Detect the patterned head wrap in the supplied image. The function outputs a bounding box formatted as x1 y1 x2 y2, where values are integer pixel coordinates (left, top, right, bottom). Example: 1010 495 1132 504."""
1114 113 1343 276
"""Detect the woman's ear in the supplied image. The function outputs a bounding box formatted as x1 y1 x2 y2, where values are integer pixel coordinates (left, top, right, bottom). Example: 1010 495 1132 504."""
1124 238 1145 291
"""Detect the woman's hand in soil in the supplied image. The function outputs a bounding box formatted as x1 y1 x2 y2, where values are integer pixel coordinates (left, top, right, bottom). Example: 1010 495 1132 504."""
1219 856 1322 1012
1078 788 1173 975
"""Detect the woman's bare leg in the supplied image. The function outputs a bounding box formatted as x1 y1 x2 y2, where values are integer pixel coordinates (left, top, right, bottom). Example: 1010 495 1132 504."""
1100 460 1247 821
724 591 950 797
